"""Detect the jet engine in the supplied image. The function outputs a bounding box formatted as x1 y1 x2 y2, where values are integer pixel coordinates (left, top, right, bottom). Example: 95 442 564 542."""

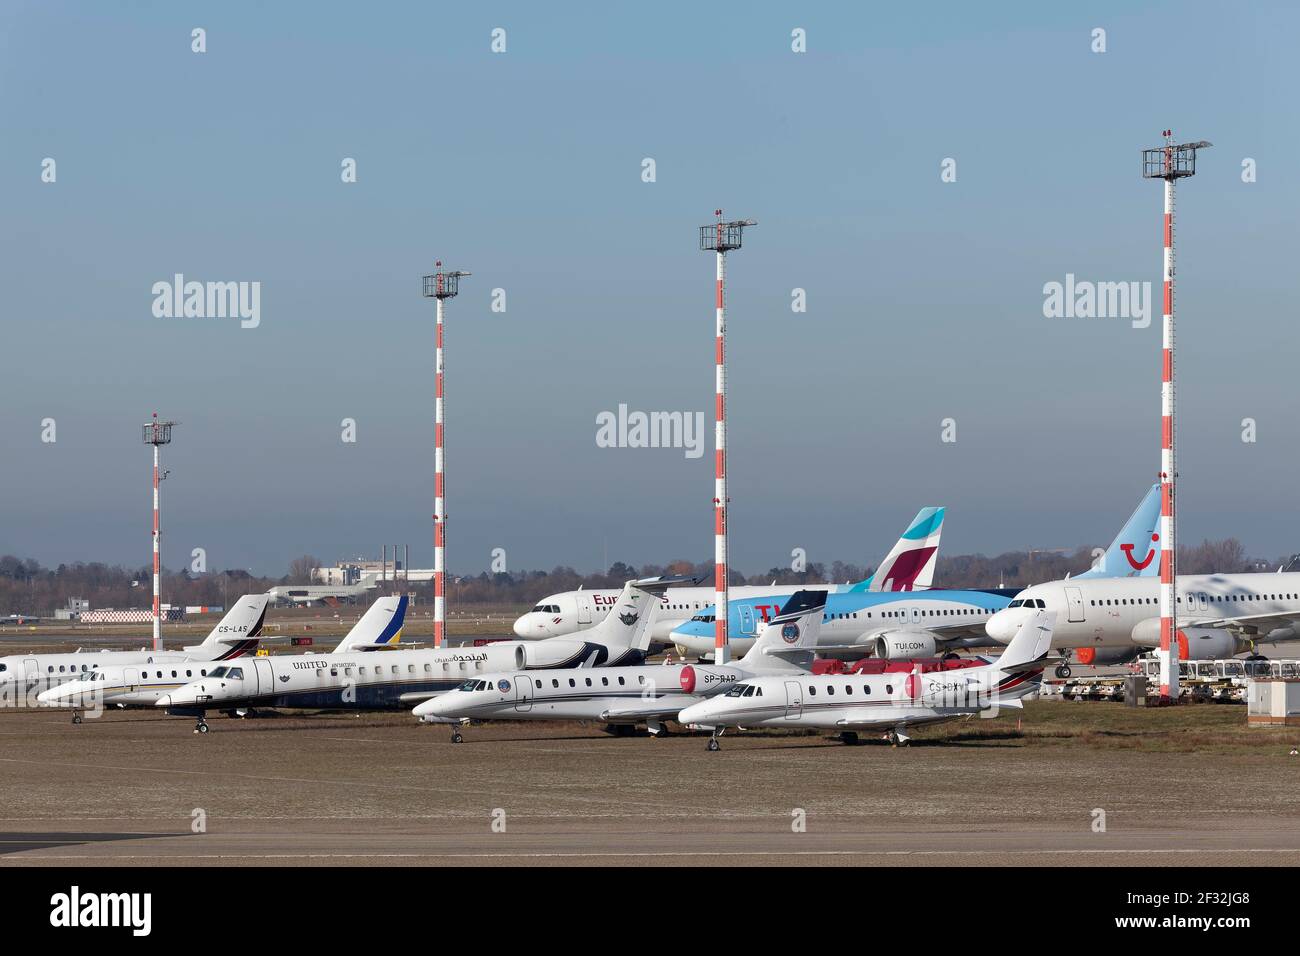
678 664 745 694
1129 618 1251 660
1178 628 1251 661
513 640 591 669
871 631 938 661
1072 647 1142 666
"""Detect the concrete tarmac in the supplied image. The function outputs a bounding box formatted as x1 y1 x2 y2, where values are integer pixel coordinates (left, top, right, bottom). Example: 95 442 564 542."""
1 704 1298 866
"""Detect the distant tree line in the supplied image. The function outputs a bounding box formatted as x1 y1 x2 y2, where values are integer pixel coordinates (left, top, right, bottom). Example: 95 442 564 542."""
1 538 1289 615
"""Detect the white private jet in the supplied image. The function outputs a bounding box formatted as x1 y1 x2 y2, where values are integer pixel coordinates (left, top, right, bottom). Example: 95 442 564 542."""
156 577 684 733
677 611 1055 749
511 507 946 642
37 595 410 717
0 594 269 710
412 590 828 741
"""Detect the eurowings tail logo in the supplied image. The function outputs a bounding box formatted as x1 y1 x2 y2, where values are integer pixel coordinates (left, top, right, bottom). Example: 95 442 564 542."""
1120 533 1159 571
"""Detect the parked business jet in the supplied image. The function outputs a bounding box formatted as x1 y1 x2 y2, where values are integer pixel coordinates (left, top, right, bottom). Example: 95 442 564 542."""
987 571 1300 676
511 507 945 641
412 590 828 741
156 578 679 732
677 611 1054 749
0 594 269 708
37 595 410 716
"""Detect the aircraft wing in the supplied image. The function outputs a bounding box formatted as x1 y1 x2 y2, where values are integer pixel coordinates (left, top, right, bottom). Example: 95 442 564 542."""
398 691 443 704
1189 611 1300 635
598 700 691 721
925 621 996 640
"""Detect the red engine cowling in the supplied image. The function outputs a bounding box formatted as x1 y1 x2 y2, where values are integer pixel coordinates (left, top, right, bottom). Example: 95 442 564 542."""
679 664 744 694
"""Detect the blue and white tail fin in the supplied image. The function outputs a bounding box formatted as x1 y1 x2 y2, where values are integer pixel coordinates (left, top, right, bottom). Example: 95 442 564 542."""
1076 484 1161 579
739 590 826 673
848 507 944 592
335 595 408 651
185 593 269 659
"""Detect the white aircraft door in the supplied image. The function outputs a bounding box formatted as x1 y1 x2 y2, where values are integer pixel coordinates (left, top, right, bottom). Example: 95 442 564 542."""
1064 587 1085 623
784 681 802 719
23 658 40 690
514 674 533 712
252 658 274 697
909 607 920 625
576 594 592 625
122 667 140 691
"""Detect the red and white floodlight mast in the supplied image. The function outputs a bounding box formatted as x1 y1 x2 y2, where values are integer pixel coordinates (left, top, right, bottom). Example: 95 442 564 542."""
423 263 469 648
698 212 755 665
1142 130 1211 702
142 414 177 652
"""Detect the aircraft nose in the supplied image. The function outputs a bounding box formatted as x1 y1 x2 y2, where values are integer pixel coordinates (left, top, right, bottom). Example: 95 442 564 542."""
986 609 1025 644
36 687 62 704
676 701 711 725
511 615 529 638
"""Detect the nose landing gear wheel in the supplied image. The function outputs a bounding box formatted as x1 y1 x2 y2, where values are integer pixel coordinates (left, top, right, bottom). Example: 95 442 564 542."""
1055 664 1072 679
195 719 209 734
450 731 464 744
706 736 721 752
71 713 83 725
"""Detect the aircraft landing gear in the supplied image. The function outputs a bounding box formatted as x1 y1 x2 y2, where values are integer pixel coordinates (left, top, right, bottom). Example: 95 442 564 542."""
887 728 911 748
706 736 721 752
450 730 464 744
194 718 209 735
838 731 859 746
71 712 83 725
1054 664 1072 679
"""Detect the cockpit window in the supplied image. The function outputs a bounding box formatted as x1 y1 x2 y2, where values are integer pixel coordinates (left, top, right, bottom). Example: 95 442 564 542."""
530 605 561 614
725 683 749 698
690 614 716 624
225 667 245 679
457 679 478 691
208 666 229 678
1008 599 1023 608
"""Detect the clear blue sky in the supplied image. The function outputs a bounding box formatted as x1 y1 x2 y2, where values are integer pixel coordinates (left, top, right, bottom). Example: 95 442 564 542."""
2 1 1297 576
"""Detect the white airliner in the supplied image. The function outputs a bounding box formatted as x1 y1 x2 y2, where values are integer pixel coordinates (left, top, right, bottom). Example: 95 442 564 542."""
412 590 829 741
677 611 1055 749
512 507 946 642
37 594 410 716
986 571 1300 677
155 577 681 732
0 594 269 709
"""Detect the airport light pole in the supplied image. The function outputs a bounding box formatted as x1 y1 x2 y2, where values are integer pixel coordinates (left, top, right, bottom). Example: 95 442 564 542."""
142 414 177 652
1142 131 1210 703
422 263 469 649
698 212 755 665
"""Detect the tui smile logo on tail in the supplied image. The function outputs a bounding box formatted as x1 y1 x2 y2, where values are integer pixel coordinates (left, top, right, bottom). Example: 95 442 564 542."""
1121 533 1159 571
